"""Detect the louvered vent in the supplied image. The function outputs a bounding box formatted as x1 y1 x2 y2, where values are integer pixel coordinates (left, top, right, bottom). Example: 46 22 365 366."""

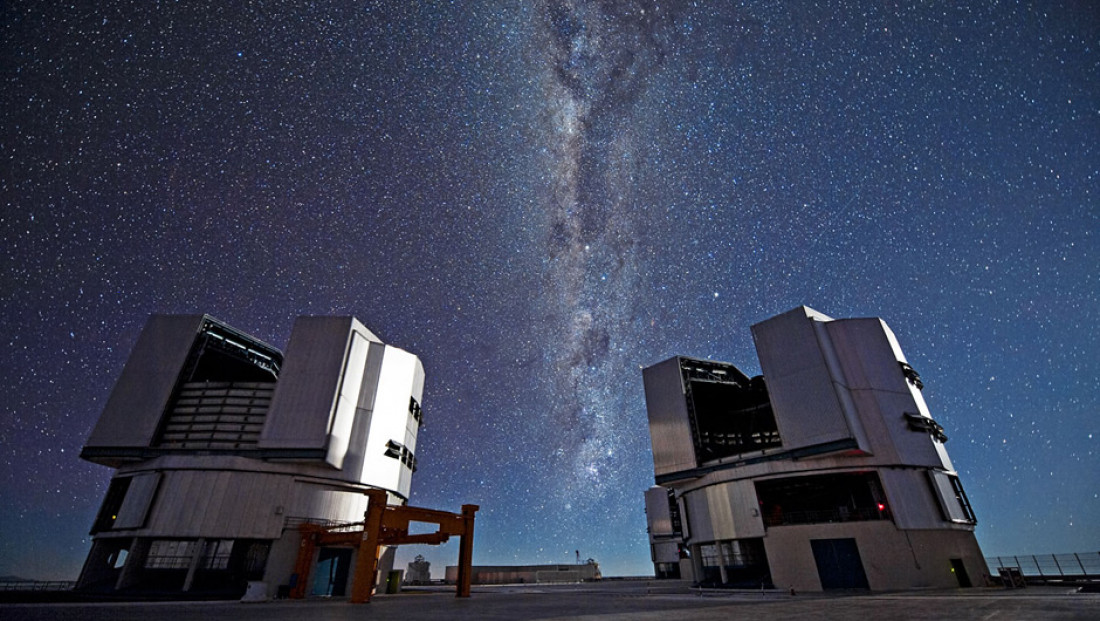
158 381 274 449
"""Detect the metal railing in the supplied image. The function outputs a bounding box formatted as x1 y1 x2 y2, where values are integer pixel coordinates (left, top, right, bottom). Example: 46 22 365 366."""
986 552 1100 583
282 515 358 531
763 506 890 527
0 580 75 592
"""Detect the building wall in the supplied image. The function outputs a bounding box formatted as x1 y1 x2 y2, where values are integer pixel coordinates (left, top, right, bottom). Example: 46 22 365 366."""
443 564 601 585
680 480 765 543
764 521 987 592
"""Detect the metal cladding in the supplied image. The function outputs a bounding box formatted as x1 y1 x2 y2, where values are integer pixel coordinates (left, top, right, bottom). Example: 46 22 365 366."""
642 306 986 592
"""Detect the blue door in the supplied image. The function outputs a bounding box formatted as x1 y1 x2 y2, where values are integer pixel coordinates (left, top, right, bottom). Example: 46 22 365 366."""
811 538 870 590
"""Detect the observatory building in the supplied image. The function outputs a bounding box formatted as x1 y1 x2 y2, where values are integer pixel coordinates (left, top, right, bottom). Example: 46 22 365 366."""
642 306 985 591
77 314 424 597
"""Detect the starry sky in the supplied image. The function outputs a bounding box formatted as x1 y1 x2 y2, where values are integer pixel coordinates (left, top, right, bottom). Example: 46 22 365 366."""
1 1 1097 580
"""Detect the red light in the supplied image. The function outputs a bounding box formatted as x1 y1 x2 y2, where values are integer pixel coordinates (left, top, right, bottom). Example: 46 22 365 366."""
877 503 886 512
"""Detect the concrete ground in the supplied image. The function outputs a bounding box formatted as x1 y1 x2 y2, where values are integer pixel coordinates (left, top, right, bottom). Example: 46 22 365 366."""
1 581 1096 620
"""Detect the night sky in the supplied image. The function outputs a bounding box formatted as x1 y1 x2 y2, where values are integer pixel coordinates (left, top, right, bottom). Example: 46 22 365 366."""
2 2 1097 580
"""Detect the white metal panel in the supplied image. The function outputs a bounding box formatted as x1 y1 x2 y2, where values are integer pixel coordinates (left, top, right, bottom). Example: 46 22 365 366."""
827 318 953 469
727 480 766 539
398 355 424 495
929 470 971 523
231 472 268 539
85 315 203 454
358 346 421 497
682 488 715 543
143 469 292 538
197 471 233 534
704 484 734 538
165 471 203 534
812 320 872 453
878 468 949 529
844 389 901 462
325 331 371 469
827 319 909 393
340 341 387 484
113 472 161 529
873 390 949 468
642 357 698 476
752 307 856 452
292 484 369 524
698 481 766 541
652 541 680 564
261 317 375 451
645 486 674 538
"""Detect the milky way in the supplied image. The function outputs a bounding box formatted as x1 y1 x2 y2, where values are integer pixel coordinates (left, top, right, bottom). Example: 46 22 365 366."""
535 1 678 505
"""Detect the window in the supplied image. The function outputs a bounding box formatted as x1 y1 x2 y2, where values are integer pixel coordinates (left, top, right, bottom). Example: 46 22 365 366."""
202 540 234 570
384 439 417 471
654 562 680 579
696 538 772 588
145 540 197 570
756 472 891 527
244 542 270 579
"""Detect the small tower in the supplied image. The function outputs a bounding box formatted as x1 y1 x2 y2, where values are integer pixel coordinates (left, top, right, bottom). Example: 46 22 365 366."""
405 554 431 585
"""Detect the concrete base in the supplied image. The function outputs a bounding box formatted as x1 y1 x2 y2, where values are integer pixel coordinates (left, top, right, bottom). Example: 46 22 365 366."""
764 521 987 592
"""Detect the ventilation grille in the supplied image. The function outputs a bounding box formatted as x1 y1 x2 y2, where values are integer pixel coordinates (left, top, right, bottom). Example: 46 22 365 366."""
158 381 274 449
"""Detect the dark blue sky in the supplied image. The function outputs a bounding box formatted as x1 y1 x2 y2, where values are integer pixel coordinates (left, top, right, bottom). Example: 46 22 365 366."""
1 1 1097 579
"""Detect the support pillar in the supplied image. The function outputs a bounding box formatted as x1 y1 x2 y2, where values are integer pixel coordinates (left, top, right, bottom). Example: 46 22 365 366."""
350 489 387 603
456 503 478 598
289 528 319 599
182 538 206 592
114 537 148 591
716 542 729 585
294 490 478 604
690 544 704 585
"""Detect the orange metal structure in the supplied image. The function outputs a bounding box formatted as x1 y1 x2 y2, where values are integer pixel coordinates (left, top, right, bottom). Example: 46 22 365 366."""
289 488 478 603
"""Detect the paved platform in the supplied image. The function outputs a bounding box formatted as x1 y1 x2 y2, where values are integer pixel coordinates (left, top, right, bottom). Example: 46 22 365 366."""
2 581 1096 620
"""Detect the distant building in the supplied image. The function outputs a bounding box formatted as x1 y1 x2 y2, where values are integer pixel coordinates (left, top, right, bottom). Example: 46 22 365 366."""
643 306 986 591
405 554 431 585
77 314 424 598
444 562 601 585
